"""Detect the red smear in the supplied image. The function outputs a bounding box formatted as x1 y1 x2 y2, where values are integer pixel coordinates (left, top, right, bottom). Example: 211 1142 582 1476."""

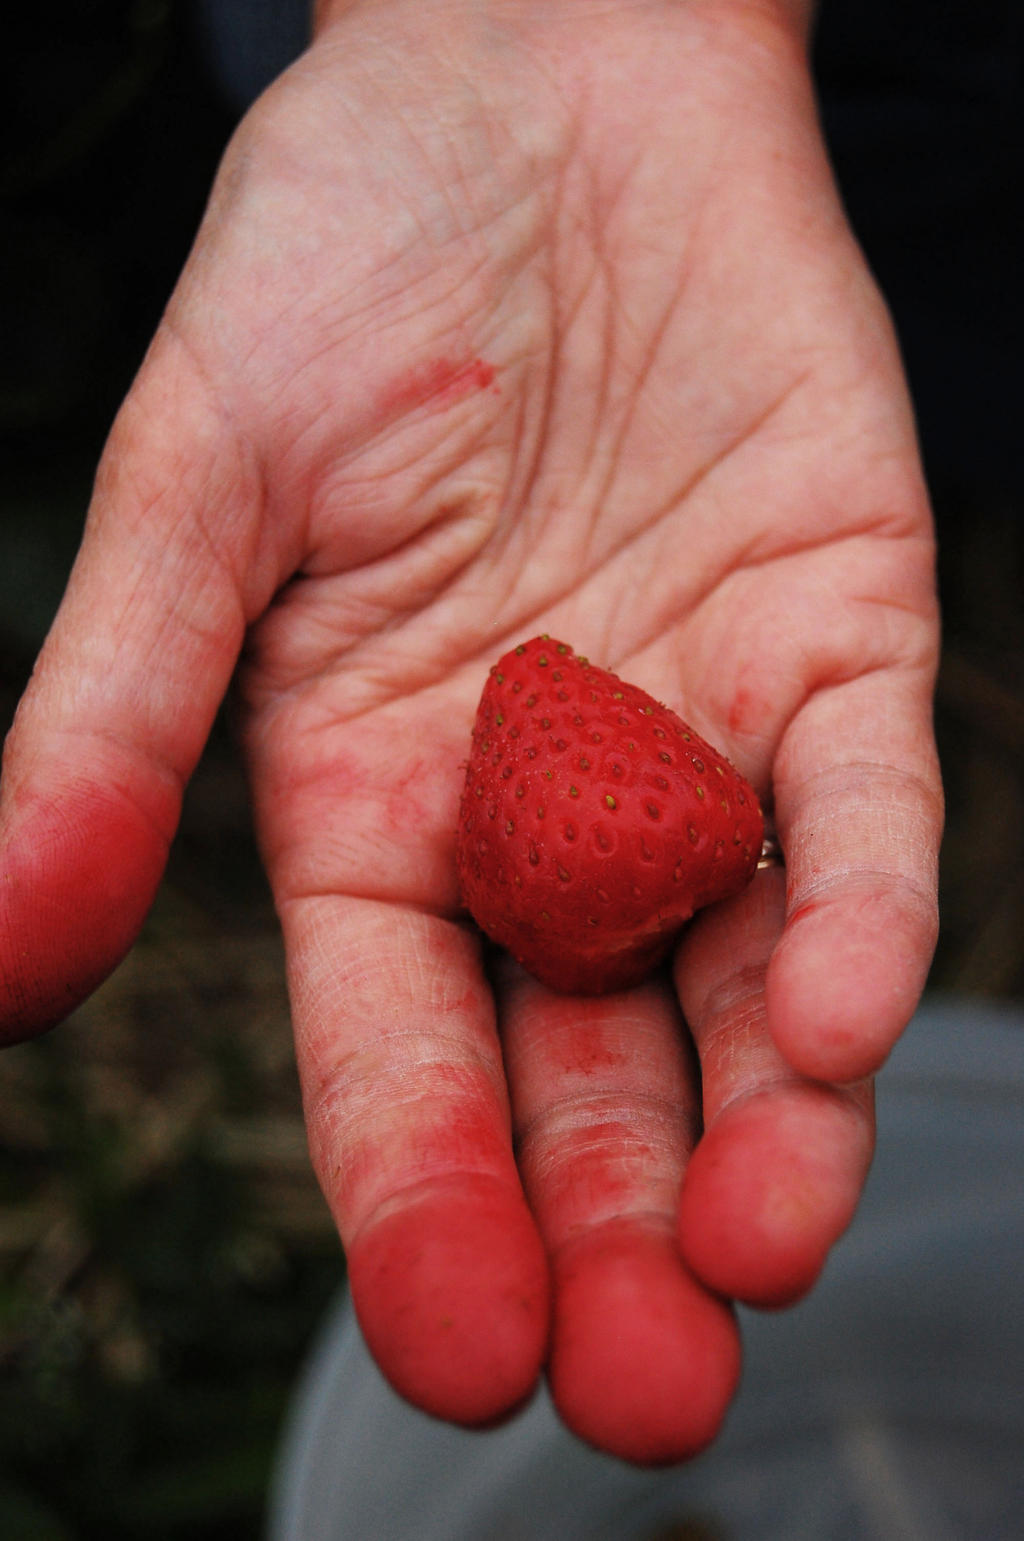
727 681 758 738
380 356 497 418
552 1020 631 1077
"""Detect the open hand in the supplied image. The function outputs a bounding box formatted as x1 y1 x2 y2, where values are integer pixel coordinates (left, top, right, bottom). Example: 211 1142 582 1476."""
0 0 941 1462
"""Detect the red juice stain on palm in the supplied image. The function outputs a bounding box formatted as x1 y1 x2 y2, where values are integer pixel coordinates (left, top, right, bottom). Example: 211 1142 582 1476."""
382 356 497 417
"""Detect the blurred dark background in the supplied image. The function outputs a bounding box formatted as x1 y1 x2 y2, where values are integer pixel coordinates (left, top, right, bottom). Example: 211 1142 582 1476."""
0 2 1020 1536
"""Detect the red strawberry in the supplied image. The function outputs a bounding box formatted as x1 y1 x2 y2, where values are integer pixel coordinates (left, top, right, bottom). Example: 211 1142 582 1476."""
456 636 763 995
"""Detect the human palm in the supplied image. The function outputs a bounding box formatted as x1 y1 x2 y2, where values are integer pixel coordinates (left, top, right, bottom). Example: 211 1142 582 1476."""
0 1 941 1461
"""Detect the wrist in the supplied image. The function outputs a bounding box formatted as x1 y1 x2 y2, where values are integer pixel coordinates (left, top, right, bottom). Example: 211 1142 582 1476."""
313 0 818 37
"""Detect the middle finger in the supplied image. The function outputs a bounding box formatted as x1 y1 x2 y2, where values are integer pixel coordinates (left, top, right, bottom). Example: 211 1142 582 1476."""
499 969 740 1464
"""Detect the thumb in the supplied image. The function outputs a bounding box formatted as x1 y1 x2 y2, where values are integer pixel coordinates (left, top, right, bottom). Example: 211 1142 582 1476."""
1 338 266 1041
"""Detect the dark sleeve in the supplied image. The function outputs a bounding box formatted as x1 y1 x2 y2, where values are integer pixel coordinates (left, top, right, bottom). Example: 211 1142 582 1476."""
194 0 311 111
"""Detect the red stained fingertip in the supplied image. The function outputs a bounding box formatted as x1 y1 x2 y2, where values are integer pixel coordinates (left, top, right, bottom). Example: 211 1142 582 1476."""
0 783 173 1042
679 1084 873 1308
548 1221 740 1465
766 890 935 1083
347 1175 550 1427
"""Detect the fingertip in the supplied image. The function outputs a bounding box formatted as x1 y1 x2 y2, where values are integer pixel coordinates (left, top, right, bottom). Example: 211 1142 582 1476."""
548 1223 740 1465
347 1177 550 1428
0 781 172 1042
679 1084 873 1308
766 886 935 1082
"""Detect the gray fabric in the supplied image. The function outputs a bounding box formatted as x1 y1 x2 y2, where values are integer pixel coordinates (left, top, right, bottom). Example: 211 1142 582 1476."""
267 996 1024 1538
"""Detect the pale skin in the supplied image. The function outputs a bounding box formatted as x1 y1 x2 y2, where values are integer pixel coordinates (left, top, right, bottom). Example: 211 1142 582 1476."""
0 0 942 1462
